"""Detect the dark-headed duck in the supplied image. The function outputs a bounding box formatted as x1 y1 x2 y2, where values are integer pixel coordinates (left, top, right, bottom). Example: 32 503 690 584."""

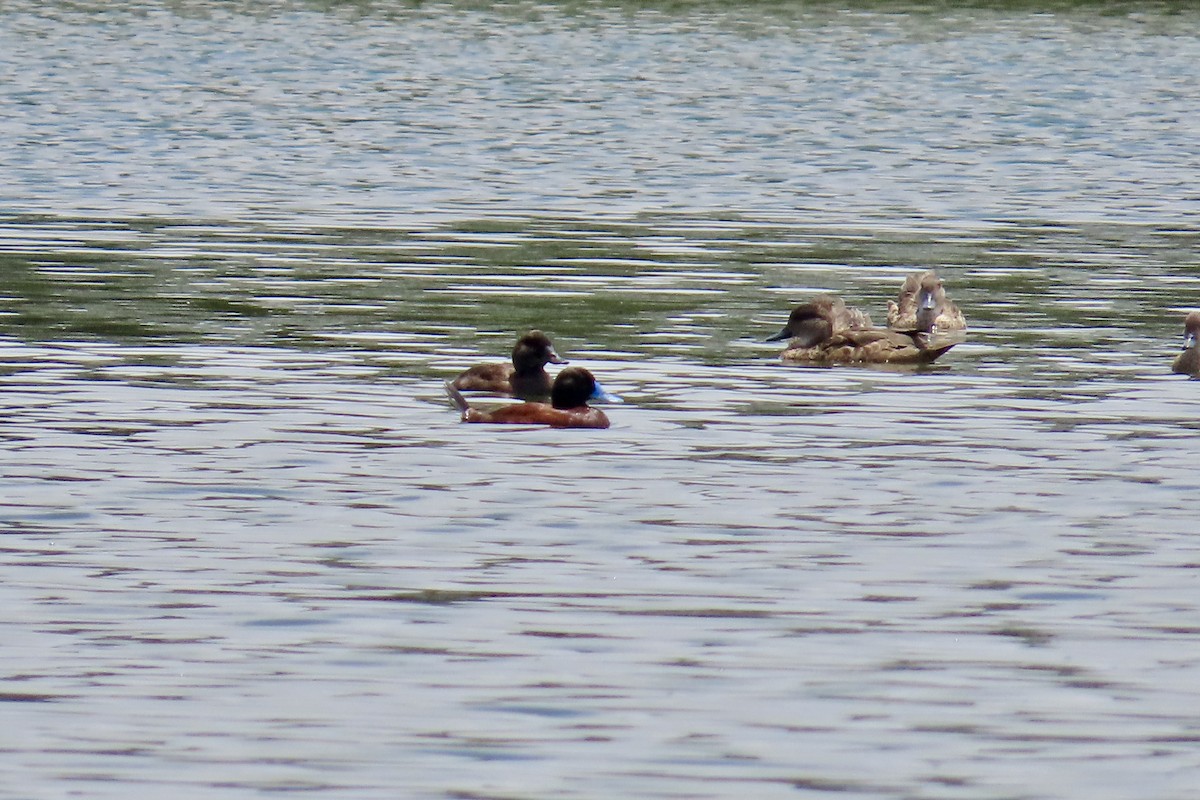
1172 311 1200 376
768 296 958 365
887 270 966 333
446 366 620 429
450 330 567 400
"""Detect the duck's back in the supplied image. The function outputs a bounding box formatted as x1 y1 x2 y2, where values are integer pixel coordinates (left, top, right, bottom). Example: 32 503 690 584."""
784 328 954 365
450 363 515 393
839 305 874 332
478 403 610 429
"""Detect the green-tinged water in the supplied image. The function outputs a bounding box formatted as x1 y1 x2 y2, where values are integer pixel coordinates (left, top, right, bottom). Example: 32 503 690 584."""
2 3 1200 799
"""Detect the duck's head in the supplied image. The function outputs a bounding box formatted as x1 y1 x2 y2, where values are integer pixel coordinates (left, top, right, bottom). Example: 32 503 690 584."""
1182 312 1200 350
513 330 568 369
551 366 621 409
915 283 941 334
765 297 840 347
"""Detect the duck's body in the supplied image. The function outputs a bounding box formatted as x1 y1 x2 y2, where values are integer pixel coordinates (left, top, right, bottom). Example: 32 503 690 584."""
450 330 566 400
1171 312 1200 375
781 328 957 365
455 401 611 428
887 271 966 332
768 293 958 365
452 362 551 398
446 366 618 429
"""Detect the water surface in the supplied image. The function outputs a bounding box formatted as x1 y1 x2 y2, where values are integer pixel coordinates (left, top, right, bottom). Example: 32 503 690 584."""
2 2 1200 799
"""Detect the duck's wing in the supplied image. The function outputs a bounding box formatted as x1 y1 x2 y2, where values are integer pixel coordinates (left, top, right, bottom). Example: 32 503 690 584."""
839 304 874 332
831 329 926 363
782 329 893 363
786 328 958 365
937 302 967 332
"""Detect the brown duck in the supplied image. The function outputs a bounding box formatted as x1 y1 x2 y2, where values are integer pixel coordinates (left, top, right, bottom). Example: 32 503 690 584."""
767 295 958 366
450 330 567 400
1171 312 1200 376
765 295 872 342
887 270 966 332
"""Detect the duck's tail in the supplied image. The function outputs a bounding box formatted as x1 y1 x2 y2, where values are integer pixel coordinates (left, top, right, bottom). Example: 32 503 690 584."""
920 344 957 364
444 381 471 419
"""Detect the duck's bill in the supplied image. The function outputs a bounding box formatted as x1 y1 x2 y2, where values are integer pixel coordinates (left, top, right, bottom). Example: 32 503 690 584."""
765 328 791 342
550 353 569 364
590 382 623 403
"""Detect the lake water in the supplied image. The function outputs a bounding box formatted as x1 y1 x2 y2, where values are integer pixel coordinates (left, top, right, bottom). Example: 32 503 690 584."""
3 2 1200 798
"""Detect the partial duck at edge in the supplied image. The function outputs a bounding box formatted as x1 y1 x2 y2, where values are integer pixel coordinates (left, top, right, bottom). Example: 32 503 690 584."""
1172 311 1200 376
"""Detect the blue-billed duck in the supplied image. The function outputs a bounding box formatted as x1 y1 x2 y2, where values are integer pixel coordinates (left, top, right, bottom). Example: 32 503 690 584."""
446 366 620 429
1171 311 1200 376
450 330 567 400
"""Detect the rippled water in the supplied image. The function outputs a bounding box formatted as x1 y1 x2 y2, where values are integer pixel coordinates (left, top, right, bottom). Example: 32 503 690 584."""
3 2 1200 799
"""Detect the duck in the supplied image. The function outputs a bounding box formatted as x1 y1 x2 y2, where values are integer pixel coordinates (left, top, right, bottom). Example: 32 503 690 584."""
767 295 958 366
450 330 567 400
764 294 872 345
1171 311 1200 376
887 270 966 333
445 366 620 429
